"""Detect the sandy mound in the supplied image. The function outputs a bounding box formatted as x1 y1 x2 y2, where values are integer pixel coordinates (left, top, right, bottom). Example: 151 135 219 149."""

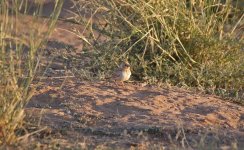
24 78 244 149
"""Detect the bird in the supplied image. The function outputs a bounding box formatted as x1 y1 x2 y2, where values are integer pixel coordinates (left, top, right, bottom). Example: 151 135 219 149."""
111 61 131 87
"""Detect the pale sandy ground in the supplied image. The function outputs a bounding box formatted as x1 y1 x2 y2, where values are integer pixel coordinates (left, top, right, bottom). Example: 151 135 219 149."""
8 0 244 149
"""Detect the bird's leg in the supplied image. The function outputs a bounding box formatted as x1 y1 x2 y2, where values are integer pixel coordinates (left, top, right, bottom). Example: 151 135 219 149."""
114 80 119 87
121 81 125 88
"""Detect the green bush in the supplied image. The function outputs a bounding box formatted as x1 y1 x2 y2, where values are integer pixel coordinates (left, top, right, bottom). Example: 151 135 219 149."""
72 0 243 101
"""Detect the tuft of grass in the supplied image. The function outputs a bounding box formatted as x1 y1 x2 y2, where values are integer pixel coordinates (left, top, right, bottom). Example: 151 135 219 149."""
72 0 244 101
0 0 63 144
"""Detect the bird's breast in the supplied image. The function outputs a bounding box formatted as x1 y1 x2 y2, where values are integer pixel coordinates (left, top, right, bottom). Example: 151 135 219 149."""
122 69 131 81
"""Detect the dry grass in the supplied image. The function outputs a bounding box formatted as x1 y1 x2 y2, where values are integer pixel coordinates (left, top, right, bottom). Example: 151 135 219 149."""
0 0 63 144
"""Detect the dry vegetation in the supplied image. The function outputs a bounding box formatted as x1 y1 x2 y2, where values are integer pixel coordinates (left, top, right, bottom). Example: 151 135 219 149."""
0 0 244 149
0 0 63 144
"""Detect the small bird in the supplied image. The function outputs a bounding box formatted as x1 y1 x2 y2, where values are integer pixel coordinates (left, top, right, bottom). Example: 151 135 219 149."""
111 61 131 87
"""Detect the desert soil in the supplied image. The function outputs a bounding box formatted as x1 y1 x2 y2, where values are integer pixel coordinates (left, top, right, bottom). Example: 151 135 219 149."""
13 0 244 149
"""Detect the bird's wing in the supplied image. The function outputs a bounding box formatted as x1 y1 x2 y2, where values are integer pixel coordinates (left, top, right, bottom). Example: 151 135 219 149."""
112 69 121 79
105 68 121 80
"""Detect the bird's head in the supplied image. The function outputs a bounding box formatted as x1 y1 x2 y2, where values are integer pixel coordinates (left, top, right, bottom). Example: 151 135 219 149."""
121 61 130 70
